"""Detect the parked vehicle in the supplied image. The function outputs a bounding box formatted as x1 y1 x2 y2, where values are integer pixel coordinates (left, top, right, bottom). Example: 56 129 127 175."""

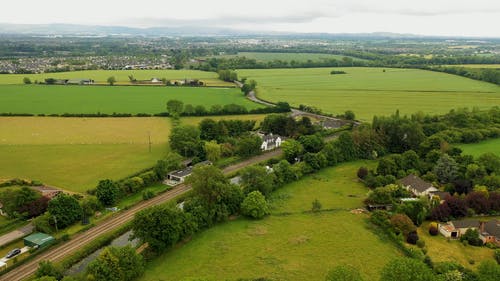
5 248 21 259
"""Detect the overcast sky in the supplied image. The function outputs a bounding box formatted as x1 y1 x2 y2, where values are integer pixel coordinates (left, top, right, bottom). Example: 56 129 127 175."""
1 0 500 37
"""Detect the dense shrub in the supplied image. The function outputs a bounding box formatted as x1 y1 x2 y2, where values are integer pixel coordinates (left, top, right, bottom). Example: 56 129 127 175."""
241 191 269 219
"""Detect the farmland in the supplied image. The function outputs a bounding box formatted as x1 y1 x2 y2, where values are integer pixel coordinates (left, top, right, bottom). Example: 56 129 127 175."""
0 85 262 114
458 138 500 157
212 52 365 62
238 67 500 121
0 117 171 192
139 161 403 281
0 70 233 86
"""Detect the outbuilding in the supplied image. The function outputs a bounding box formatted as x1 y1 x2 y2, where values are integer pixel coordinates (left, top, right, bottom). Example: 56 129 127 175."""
23 233 55 249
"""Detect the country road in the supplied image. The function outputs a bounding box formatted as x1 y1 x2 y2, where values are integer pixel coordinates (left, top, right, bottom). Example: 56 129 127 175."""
0 147 286 281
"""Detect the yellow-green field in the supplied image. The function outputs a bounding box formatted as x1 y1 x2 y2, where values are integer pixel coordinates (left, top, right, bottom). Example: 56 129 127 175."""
0 69 233 87
0 115 267 193
416 221 496 269
446 64 500 69
139 161 403 281
0 117 171 192
238 67 500 121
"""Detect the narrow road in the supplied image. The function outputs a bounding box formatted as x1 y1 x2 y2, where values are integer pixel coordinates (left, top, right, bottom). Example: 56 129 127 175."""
0 223 33 248
0 148 285 281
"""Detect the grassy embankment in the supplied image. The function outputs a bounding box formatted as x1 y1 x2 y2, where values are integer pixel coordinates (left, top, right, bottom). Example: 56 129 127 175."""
139 161 403 281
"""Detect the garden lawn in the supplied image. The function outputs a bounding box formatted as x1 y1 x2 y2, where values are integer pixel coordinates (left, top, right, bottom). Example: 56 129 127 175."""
139 161 402 281
458 138 500 157
416 221 496 270
0 117 171 192
0 85 260 114
237 67 500 121
0 69 231 86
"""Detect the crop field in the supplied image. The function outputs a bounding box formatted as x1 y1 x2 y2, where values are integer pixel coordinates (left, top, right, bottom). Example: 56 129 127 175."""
0 85 262 114
447 64 500 69
139 161 403 281
213 52 365 62
458 138 500 157
0 117 171 192
0 69 234 86
238 67 500 121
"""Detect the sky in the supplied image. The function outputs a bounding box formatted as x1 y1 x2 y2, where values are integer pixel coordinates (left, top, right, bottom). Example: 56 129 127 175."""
1 0 500 37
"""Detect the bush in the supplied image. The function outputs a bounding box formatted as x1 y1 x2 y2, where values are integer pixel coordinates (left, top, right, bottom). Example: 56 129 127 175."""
311 199 322 213
357 167 368 179
406 231 419 245
416 239 426 248
142 190 154 200
241 191 269 219
495 249 500 264
429 225 439 236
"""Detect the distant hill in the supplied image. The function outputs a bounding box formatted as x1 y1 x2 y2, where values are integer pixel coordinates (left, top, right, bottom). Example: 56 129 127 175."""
0 23 497 40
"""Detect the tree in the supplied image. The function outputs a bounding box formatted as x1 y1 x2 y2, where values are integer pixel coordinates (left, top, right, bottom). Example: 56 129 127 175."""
325 265 364 281
0 186 40 217
380 257 436 281
18 196 49 218
273 160 296 185
35 261 63 280
478 153 500 174
444 195 467 218
336 132 358 161
377 157 398 176
47 193 82 229
460 228 483 246
282 139 304 163
235 134 261 158
153 152 183 179
465 191 490 215
494 249 500 265
132 205 196 252
107 76 116 86
199 118 220 141
241 191 269 219
166 99 184 118
169 125 201 157
240 165 275 196
32 277 57 281
298 134 324 153
434 154 459 184
390 213 416 237
344 110 356 120
23 77 32 84
95 179 120 206
86 246 145 281
430 202 451 221
81 196 102 217
204 141 222 162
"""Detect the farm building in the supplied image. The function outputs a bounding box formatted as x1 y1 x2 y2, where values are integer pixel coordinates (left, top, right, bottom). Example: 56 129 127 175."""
165 161 212 186
439 219 500 246
399 174 438 197
23 232 55 249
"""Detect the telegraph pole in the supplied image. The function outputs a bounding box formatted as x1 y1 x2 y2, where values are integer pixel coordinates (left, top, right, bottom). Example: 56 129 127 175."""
148 131 152 153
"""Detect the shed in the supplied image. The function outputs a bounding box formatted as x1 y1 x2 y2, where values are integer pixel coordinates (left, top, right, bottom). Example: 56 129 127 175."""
23 233 55 249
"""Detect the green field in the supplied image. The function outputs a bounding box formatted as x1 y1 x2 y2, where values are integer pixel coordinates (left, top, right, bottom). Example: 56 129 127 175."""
0 117 171 192
238 67 500 121
458 138 500 157
139 161 402 281
0 69 232 86
214 52 365 62
0 85 262 114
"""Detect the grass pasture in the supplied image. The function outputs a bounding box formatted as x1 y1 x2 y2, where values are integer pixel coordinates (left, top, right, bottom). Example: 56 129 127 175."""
0 85 261 114
237 67 500 121
0 117 171 192
139 161 402 281
213 52 366 62
0 69 233 86
458 138 500 156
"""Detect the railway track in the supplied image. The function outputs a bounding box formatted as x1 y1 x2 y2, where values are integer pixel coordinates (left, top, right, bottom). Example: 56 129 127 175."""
0 146 285 281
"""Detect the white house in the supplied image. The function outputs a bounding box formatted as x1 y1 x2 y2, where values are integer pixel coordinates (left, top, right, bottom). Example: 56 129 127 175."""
399 174 438 197
260 133 283 151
